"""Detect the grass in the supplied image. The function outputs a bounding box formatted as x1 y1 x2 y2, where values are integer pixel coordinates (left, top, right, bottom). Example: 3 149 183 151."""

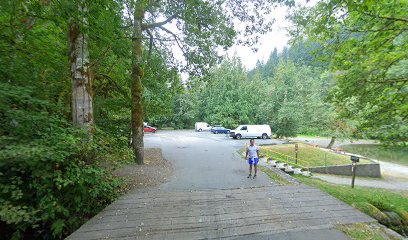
294 175 408 218
259 143 371 167
237 148 246 158
338 223 400 240
293 175 408 236
258 166 292 185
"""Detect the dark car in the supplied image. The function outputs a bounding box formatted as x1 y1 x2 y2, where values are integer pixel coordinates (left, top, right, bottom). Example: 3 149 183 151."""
211 126 230 134
210 125 222 131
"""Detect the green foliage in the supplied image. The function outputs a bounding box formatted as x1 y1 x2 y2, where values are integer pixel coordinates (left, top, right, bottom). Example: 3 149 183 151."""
172 91 200 129
247 40 344 138
296 175 408 236
143 54 185 127
170 47 339 138
259 60 335 137
0 83 123 239
0 2 130 238
298 175 408 219
338 223 401 240
288 0 408 145
199 56 265 128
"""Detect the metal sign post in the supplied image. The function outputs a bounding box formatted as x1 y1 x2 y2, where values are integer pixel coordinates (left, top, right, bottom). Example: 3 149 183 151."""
295 144 298 164
350 156 359 188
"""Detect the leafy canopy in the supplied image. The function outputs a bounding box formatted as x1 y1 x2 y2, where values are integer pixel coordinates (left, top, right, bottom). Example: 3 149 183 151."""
288 0 408 144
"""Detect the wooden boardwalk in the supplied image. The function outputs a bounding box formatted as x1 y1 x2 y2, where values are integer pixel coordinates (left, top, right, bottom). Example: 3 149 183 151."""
67 185 374 239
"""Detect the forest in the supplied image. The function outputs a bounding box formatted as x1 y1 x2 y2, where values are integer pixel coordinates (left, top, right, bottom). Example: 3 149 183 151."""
0 0 407 239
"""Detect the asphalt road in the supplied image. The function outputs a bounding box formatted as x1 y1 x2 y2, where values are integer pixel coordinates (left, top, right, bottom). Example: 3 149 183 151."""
144 130 284 191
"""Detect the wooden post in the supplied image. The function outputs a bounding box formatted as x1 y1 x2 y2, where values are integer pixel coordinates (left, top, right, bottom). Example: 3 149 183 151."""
295 143 298 164
350 156 359 188
351 162 356 188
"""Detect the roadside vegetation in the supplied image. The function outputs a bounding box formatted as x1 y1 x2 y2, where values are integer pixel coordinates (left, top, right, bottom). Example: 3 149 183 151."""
259 143 371 167
338 223 401 240
258 166 292 185
294 175 408 236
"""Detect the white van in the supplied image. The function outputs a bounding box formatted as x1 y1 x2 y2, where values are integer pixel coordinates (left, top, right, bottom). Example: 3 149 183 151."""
229 125 272 139
195 122 212 132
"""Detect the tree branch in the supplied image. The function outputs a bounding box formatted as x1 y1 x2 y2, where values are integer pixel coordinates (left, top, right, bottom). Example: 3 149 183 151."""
146 29 154 63
124 0 134 30
157 26 204 76
366 78 408 84
90 46 111 68
158 25 187 56
142 14 177 30
363 12 408 23
345 21 396 33
115 36 173 41
95 73 130 99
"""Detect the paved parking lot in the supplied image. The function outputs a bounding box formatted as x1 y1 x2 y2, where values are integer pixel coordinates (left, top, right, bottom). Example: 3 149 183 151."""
144 130 284 191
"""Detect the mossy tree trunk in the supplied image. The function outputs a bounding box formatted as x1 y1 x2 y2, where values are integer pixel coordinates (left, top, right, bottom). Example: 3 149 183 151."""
131 1 145 164
68 3 93 132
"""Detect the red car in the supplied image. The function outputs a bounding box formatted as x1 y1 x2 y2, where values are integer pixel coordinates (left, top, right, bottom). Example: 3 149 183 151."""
144 125 157 133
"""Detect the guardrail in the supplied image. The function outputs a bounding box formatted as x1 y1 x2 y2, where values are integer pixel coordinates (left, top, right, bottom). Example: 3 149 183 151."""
258 144 373 168
260 147 305 168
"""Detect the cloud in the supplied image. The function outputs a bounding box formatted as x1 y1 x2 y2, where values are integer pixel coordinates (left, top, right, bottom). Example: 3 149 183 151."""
226 6 291 70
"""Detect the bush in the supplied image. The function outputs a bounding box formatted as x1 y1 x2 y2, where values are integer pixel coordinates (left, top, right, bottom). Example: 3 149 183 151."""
0 83 124 239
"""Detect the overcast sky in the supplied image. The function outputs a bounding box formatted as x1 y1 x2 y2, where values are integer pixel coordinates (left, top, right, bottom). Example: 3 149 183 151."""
165 2 312 79
226 6 291 71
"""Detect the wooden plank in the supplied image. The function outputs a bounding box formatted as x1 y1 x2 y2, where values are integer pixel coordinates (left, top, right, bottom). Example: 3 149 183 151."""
98 199 349 222
78 207 362 233
108 191 335 210
114 189 327 205
67 185 374 240
118 185 318 200
80 203 355 229
69 212 372 240
108 195 335 212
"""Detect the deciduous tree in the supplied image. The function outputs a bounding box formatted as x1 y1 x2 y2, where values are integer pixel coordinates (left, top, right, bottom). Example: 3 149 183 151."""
68 1 94 132
288 0 408 144
125 0 294 163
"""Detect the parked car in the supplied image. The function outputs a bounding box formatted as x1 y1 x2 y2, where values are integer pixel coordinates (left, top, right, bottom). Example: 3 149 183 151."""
210 125 222 131
229 125 271 139
144 125 157 133
195 122 212 132
211 126 230 134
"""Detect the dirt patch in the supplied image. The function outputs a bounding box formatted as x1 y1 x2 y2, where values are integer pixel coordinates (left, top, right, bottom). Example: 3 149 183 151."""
114 148 173 191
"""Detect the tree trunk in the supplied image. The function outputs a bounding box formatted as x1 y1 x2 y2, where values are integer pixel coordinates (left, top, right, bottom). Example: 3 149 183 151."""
131 2 145 164
327 136 336 149
68 4 93 132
